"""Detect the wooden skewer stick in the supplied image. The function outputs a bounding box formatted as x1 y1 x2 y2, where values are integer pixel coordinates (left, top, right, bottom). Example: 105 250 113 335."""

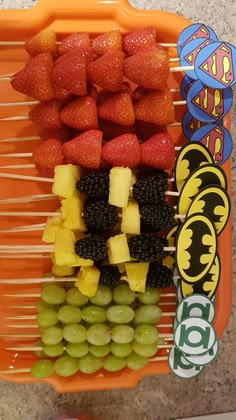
0 172 53 182
0 164 35 169
0 254 51 259
0 193 56 204
0 211 60 217
0 245 175 254
0 223 46 234
0 100 39 107
0 135 40 143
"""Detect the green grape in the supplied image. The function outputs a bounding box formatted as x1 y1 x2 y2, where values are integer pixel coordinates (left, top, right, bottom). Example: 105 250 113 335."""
87 324 111 346
89 344 110 358
110 342 132 358
137 288 160 305
132 340 158 357
81 306 106 324
64 281 76 290
106 305 134 324
111 325 134 344
103 355 126 372
36 308 58 328
126 352 149 370
78 354 102 374
134 324 158 344
63 323 87 343
41 325 63 345
133 305 162 325
57 305 81 324
54 356 78 377
90 285 112 306
31 359 54 379
66 287 88 307
41 284 66 305
34 340 45 358
66 342 89 358
43 342 64 357
36 299 54 313
113 285 136 305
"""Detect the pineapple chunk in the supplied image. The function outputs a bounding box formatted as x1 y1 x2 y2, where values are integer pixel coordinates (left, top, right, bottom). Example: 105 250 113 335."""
54 229 77 266
75 266 100 297
42 216 63 243
109 167 132 208
72 255 93 267
51 253 76 276
121 200 140 234
61 194 86 232
125 262 149 292
107 233 130 264
53 164 81 198
117 263 126 273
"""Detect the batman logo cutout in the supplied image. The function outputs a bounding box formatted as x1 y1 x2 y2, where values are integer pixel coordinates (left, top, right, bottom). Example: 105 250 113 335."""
180 254 220 297
174 142 214 192
176 213 217 284
177 164 227 216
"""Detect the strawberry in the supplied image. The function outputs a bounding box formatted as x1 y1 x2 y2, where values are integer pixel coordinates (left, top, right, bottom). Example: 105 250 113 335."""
25 29 57 57
121 81 133 96
124 46 169 89
98 91 135 126
32 139 64 170
54 47 93 66
54 85 73 103
135 120 164 140
91 30 122 55
134 88 175 126
39 126 71 142
101 134 141 168
87 50 124 92
132 86 148 103
62 130 102 169
51 51 87 96
35 163 55 178
58 33 90 55
11 53 54 101
29 100 62 129
87 84 98 100
122 27 156 56
60 96 98 131
140 132 175 170
99 119 135 141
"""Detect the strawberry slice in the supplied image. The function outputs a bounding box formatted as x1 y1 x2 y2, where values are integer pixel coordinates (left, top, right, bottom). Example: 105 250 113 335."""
54 47 93 66
25 29 57 57
54 85 73 103
29 100 62 130
122 27 156 56
101 134 141 168
11 53 54 101
135 120 164 141
134 88 175 126
33 139 64 170
91 30 122 55
52 51 87 96
58 32 90 55
35 163 55 178
141 132 175 170
39 126 71 142
124 46 169 89
99 119 135 141
87 50 124 92
60 96 98 131
98 91 135 126
62 130 102 169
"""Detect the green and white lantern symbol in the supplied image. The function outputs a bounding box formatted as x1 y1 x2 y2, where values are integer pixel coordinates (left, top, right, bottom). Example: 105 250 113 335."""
176 294 215 323
168 346 204 378
184 339 219 366
174 317 216 355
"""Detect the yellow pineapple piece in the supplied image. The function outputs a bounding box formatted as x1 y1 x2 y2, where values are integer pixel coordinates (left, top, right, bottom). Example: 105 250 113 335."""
51 253 76 277
52 164 81 198
109 167 132 208
73 255 93 267
54 229 77 267
125 262 149 292
107 233 130 264
117 263 126 273
61 193 86 232
75 266 100 297
42 216 63 243
121 200 140 234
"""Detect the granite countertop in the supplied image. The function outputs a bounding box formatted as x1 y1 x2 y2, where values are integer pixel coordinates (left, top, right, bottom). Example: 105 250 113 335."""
0 1 235 419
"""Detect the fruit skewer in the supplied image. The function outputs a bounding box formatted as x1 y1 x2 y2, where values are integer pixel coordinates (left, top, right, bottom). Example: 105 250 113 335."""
0 276 179 285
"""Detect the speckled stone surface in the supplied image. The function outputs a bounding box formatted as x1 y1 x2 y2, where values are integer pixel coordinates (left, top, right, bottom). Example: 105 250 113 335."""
0 1 235 419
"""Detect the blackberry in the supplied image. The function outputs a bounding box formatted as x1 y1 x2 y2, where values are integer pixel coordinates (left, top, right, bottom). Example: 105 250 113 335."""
84 201 119 234
75 235 107 262
140 201 175 232
128 234 167 262
133 170 168 205
99 265 121 287
76 171 109 199
146 263 173 288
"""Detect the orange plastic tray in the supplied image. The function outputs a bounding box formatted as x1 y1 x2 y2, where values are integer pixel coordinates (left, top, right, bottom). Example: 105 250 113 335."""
0 0 232 392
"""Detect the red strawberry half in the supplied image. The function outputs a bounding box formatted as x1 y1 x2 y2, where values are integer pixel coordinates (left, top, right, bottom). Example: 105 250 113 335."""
99 119 135 141
58 33 90 55
29 100 62 130
134 88 175 126
91 30 122 55
62 130 102 169
87 50 124 92
101 133 141 168
39 125 71 142
60 96 98 131
25 29 57 57
52 51 87 96
122 27 156 56
141 132 175 170
32 139 64 170
98 91 135 126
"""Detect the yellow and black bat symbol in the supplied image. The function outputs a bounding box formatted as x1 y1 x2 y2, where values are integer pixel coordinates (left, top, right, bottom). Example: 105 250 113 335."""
187 185 231 235
177 164 227 216
180 254 220 298
166 224 179 250
176 213 217 284
174 141 214 192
